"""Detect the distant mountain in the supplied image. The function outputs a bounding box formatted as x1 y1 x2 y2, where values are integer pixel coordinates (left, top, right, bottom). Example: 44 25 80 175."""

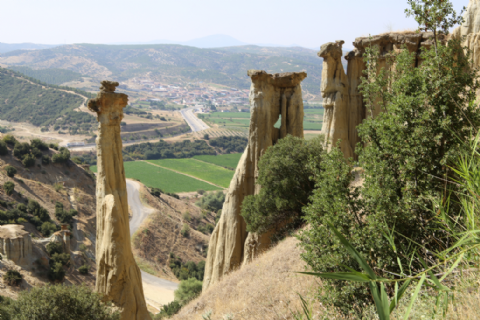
0 42 58 54
0 43 323 94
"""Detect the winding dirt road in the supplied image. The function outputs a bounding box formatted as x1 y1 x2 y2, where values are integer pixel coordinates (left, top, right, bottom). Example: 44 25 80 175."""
126 179 179 311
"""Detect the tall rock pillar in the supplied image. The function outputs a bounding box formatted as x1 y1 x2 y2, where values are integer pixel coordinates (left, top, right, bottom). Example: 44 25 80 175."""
318 40 353 158
89 81 151 320
203 70 306 291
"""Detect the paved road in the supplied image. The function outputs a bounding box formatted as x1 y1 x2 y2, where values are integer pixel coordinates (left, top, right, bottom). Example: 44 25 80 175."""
180 108 209 132
126 180 179 309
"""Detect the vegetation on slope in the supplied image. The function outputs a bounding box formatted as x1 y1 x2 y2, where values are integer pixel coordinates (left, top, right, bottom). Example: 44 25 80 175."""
8 66 84 85
0 68 96 134
0 43 322 94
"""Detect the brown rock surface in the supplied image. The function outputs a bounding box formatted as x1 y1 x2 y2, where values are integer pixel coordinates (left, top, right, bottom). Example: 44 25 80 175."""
0 224 32 265
452 0 480 69
202 70 306 291
89 81 151 320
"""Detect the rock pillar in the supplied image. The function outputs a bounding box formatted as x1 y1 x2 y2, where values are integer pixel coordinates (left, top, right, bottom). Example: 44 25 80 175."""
89 81 151 320
203 70 306 291
0 224 32 265
318 40 353 158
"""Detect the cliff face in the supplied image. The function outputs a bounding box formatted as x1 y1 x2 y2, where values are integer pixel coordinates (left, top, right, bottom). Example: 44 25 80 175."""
0 224 32 265
89 81 151 320
202 70 306 291
452 0 480 68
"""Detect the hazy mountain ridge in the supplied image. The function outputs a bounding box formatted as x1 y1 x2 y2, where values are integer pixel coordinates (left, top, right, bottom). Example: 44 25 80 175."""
0 43 323 94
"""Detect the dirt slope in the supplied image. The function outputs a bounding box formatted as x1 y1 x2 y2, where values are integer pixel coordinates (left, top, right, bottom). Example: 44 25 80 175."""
0 138 97 299
132 184 214 281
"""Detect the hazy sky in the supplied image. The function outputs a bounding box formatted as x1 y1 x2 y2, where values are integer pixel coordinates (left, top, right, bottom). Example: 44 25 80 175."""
0 0 469 48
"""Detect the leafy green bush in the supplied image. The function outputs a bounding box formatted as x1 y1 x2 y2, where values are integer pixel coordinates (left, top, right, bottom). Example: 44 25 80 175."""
41 222 58 237
180 223 190 237
31 147 43 158
30 139 49 151
169 254 205 281
195 191 225 212
78 265 89 275
3 182 14 196
174 278 203 305
0 141 7 156
6 284 120 319
241 135 324 236
197 189 205 195
154 300 181 319
22 153 35 167
48 262 65 281
3 270 22 286
2 135 16 146
4 166 16 178
52 147 70 164
54 202 77 224
46 242 63 256
41 155 51 165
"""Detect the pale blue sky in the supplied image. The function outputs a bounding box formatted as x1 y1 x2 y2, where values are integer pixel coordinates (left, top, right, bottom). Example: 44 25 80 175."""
0 0 469 48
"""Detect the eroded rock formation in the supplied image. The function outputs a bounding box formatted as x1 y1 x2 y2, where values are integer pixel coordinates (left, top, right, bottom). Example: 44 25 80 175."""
452 0 480 68
0 224 32 265
203 70 306 291
321 32 445 157
51 224 71 254
89 81 151 320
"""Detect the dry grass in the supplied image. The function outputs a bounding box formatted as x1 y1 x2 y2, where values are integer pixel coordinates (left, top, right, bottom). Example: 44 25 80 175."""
170 236 334 320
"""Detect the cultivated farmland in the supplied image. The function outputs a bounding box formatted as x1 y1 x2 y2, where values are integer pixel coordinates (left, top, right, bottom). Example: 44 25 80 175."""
193 153 242 170
146 158 234 188
90 161 221 193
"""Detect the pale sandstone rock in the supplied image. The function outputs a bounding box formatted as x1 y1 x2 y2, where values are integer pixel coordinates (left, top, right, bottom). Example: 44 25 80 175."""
318 40 353 158
452 0 480 70
89 81 151 320
0 224 32 265
51 224 71 254
322 32 445 158
203 70 306 291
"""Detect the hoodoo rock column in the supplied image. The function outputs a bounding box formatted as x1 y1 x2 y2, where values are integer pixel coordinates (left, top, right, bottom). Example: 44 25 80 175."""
203 70 307 291
318 40 353 158
89 81 151 320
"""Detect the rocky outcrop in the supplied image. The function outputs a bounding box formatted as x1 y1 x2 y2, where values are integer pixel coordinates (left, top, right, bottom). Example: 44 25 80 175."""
51 224 71 254
318 40 352 158
0 224 32 265
203 70 306 291
322 32 445 158
89 81 151 320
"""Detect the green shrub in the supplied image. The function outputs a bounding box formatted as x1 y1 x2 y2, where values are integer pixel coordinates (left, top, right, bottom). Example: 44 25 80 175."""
197 189 205 195
195 191 225 212
54 202 76 224
7 284 120 319
78 265 89 275
169 255 205 281
46 242 63 256
41 222 58 237
50 252 70 268
3 182 14 196
52 147 70 164
27 199 50 221
42 155 50 165
174 278 203 305
180 223 190 237
0 141 7 156
30 139 49 151
22 153 35 167
12 142 30 159
2 135 17 146
48 262 66 281
16 203 26 212
4 166 16 178
241 135 324 236
31 147 43 158
3 270 22 286
154 300 181 319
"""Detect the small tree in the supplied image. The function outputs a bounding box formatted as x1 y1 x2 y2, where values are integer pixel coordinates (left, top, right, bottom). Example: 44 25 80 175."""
0 141 7 156
46 242 63 256
3 269 22 286
181 223 190 237
203 134 209 140
8 284 120 320
3 181 14 196
174 278 203 305
4 166 17 178
22 153 36 167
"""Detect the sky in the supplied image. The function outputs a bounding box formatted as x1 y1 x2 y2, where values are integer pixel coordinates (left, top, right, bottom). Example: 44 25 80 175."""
0 0 470 49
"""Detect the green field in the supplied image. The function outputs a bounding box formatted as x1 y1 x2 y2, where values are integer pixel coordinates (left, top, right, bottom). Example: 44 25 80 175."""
146 159 234 188
203 109 324 131
193 153 243 169
90 161 221 193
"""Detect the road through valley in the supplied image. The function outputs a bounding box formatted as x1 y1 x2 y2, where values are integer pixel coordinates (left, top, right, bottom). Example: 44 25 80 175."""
180 108 209 132
126 179 179 311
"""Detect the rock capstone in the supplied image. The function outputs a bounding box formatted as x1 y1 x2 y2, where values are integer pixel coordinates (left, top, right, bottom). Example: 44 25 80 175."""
202 70 306 291
0 224 32 265
89 81 151 320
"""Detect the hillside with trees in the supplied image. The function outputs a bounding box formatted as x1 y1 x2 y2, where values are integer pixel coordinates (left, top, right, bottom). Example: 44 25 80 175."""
0 44 322 94
0 67 96 134
8 66 84 85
